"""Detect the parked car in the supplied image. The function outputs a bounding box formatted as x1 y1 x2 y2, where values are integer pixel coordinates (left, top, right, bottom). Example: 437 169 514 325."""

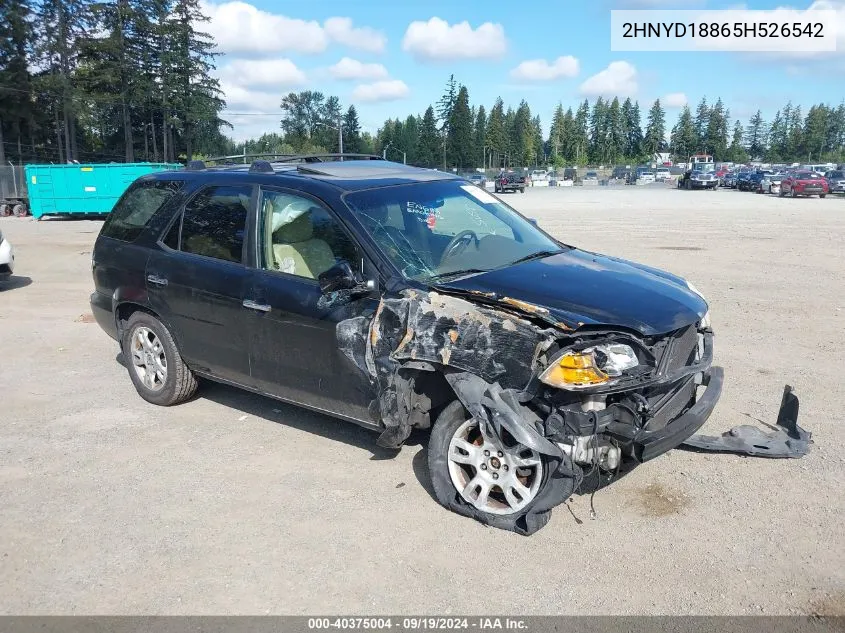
824 169 845 194
611 167 631 182
655 168 671 181
494 171 526 194
736 171 755 191
720 171 737 188
466 173 487 188
0 228 14 281
636 169 655 184
89 155 721 535
582 171 599 183
780 171 829 198
747 170 773 193
562 168 577 181
679 170 718 190
759 172 787 194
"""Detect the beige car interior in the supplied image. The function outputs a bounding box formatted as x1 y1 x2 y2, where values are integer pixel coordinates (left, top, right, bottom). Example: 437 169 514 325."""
263 195 336 279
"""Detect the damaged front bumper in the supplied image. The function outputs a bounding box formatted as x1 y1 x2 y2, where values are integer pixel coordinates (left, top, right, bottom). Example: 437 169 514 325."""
605 366 723 462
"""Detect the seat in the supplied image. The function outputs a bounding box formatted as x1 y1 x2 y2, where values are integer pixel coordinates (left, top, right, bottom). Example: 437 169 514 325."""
271 208 335 279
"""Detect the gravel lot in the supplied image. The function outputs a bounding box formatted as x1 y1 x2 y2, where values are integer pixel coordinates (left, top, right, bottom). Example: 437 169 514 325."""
1 186 843 615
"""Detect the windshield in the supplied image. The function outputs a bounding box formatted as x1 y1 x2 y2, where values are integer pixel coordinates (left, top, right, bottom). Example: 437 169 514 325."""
343 180 563 282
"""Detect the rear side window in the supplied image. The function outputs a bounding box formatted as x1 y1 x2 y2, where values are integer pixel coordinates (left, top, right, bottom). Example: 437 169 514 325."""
100 180 183 242
167 185 251 263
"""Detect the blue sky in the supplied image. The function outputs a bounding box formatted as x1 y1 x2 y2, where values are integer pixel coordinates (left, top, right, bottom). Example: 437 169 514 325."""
200 0 845 141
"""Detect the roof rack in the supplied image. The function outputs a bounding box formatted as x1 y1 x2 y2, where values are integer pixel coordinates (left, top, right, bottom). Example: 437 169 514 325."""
202 152 381 166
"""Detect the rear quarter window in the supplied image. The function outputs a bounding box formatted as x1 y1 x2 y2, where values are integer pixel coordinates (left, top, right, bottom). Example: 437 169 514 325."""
100 179 183 242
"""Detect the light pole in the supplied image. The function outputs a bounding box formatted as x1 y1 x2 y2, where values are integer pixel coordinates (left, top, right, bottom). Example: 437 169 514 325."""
384 144 406 164
383 142 391 160
317 116 344 154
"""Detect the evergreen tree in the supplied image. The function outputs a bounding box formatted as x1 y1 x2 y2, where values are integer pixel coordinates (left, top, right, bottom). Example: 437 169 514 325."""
786 105 803 159
694 97 709 151
622 98 642 161
803 104 830 161
588 97 607 164
705 98 728 160
728 119 748 163
415 106 440 168
608 97 625 165
485 97 506 166
0 0 34 164
548 103 565 164
573 99 590 165
671 105 696 161
644 99 666 156
744 110 767 159
342 105 361 153
561 107 577 164
474 104 486 168
446 85 473 168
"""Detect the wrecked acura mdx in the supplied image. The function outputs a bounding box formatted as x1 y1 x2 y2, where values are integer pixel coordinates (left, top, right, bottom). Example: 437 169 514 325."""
90 156 722 535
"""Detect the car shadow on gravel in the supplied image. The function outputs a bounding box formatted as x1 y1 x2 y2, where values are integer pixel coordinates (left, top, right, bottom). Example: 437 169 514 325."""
0 275 32 290
120 351 417 461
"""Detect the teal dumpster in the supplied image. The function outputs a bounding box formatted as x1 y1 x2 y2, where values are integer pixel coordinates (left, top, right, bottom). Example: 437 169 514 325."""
24 163 181 219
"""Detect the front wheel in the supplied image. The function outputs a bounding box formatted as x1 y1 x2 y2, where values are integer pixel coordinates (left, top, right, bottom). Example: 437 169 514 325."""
520 188 525 193
820 194 826 198
428 401 547 522
122 311 197 406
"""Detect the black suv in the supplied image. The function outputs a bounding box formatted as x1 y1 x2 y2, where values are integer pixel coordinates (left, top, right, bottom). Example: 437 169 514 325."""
91 154 722 535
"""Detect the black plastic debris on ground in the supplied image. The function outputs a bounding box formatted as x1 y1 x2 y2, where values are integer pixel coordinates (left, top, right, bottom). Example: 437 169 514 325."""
682 385 811 458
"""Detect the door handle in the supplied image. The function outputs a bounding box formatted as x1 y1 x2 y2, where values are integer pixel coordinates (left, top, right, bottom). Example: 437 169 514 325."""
242 299 271 313
147 274 168 286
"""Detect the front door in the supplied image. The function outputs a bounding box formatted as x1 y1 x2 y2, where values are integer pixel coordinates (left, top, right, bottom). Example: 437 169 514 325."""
245 188 378 425
146 184 255 385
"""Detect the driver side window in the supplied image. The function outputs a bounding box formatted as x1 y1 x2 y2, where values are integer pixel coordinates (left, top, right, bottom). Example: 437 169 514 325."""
259 190 362 280
430 196 514 240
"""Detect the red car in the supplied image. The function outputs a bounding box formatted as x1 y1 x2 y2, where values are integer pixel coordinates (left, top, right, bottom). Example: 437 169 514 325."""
780 171 829 198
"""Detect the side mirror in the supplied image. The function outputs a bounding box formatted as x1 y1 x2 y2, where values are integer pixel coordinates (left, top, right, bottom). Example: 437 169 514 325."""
318 260 359 294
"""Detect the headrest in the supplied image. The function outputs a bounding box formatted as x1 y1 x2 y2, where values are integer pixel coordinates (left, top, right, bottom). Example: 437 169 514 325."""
271 197 317 243
275 211 314 243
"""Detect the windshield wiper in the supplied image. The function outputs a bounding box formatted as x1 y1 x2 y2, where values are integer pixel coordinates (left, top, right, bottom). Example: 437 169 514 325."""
429 268 488 282
507 249 563 267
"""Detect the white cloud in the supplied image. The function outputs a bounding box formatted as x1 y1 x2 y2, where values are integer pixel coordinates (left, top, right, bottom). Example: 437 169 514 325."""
510 56 580 81
579 61 638 97
329 57 389 81
402 17 506 61
352 80 410 103
200 1 386 56
218 82 281 112
662 92 688 108
201 0 326 55
324 17 387 54
610 0 706 6
218 58 306 89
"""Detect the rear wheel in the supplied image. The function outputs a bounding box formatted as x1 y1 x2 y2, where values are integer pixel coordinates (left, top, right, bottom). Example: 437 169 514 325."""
429 401 546 520
122 311 197 406
820 194 826 198
0 204 9 217
12 204 26 217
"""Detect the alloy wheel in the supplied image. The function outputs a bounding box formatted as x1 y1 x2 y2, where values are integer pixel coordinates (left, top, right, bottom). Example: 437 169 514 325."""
447 418 543 515
130 326 168 391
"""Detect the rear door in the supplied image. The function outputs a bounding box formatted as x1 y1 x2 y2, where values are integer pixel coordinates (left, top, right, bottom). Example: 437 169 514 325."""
146 184 255 385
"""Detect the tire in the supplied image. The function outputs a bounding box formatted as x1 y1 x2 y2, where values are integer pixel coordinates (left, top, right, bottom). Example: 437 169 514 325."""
428 400 551 531
520 188 525 193
791 189 797 198
122 311 197 406
820 194 826 198
0 204 9 217
12 204 26 217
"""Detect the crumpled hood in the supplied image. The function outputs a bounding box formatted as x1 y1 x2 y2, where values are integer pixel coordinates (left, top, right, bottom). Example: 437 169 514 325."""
438 249 708 336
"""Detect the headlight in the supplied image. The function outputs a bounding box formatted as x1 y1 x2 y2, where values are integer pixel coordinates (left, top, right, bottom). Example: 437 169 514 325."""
699 309 711 329
540 344 640 390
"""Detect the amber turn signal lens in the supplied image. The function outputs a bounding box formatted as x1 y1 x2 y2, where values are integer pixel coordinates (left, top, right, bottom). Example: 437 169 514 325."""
540 352 609 389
